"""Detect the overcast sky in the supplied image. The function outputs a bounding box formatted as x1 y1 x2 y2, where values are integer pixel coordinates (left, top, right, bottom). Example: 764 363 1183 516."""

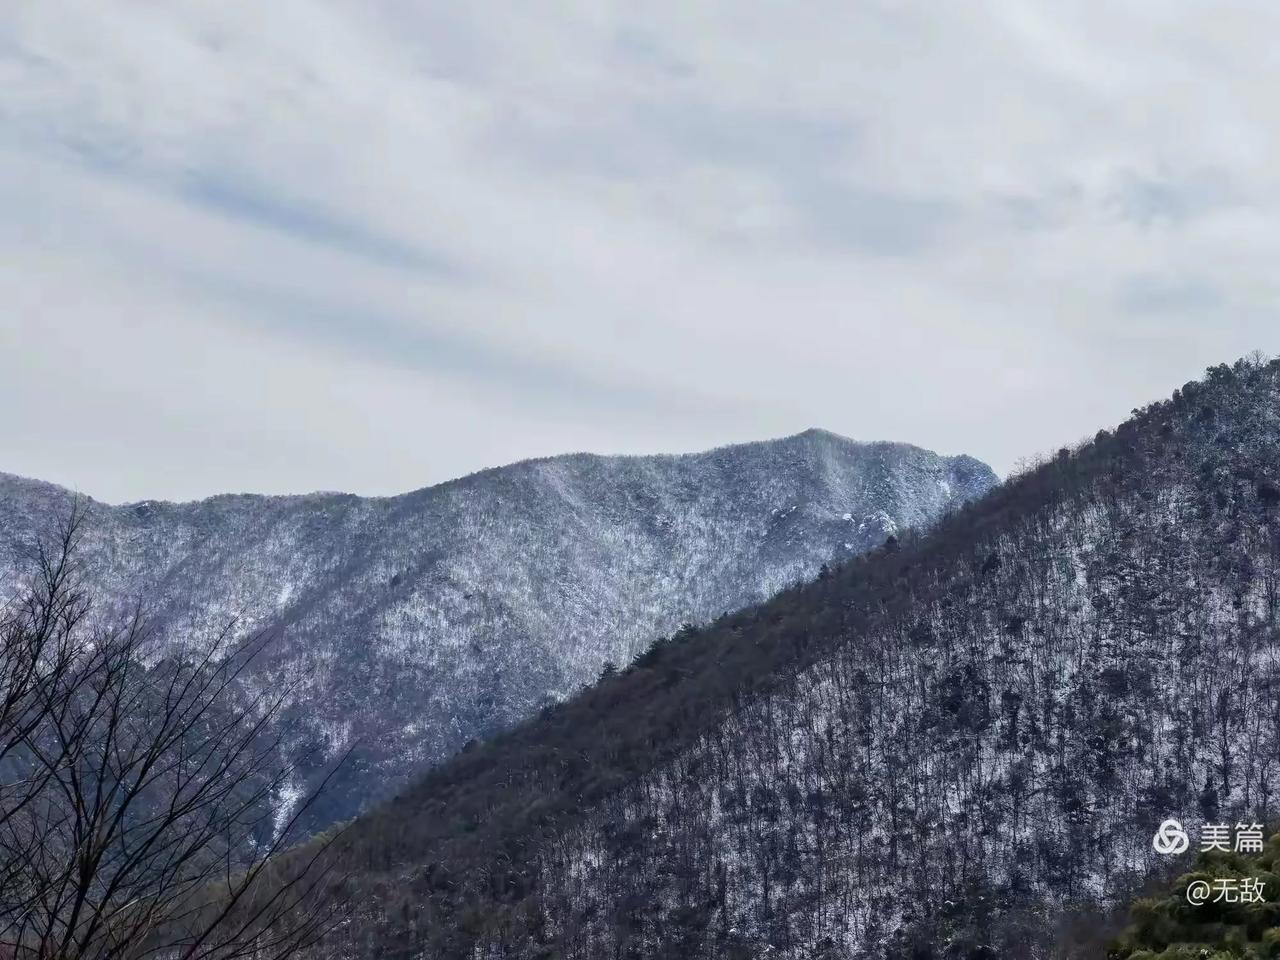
3 2 1278 503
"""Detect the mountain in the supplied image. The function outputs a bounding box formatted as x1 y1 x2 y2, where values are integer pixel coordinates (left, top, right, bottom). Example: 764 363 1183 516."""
307 356 1280 960
0 430 995 831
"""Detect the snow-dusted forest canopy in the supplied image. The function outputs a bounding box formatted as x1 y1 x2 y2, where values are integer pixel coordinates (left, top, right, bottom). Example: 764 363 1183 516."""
0 432 993 834
313 357 1280 959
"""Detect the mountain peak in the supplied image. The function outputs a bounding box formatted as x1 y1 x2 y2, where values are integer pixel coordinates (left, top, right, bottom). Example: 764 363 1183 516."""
0 434 996 833
789 426 851 442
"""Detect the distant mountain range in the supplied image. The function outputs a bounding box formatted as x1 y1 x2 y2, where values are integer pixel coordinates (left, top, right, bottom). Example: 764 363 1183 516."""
308 357 1280 960
0 429 996 830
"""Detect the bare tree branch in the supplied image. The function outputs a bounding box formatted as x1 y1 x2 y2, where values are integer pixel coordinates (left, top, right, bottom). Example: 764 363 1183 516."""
0 509 349 960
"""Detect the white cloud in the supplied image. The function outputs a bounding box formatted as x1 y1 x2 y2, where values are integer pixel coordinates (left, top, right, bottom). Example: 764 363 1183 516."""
2 1 1279 501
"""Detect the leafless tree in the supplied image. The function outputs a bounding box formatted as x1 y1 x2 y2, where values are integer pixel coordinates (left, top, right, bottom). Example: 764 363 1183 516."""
0 507 348 959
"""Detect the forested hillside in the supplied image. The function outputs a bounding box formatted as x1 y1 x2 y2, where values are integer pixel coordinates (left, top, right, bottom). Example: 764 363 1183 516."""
0 433 992 832
313 356 1280 959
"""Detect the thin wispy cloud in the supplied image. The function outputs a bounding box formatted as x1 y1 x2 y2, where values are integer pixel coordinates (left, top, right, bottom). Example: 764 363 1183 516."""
1 1 1278 501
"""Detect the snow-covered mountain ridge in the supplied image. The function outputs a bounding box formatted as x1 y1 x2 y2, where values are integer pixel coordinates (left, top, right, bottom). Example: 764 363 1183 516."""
307 357 1280 960
0 430 996 829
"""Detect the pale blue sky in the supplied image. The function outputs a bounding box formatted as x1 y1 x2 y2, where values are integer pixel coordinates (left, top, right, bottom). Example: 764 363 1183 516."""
2 2 1278 502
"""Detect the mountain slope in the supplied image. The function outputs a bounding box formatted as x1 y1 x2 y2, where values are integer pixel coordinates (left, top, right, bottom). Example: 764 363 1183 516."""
0 431 995 830
311 356 1280 959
